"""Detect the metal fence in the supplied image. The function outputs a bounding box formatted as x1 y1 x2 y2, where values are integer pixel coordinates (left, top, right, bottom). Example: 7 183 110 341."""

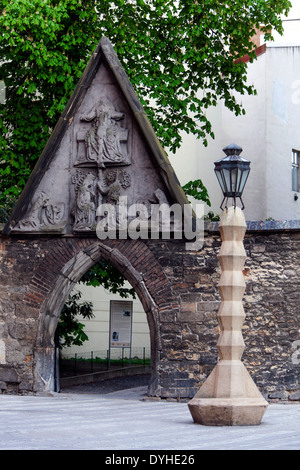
60 347 151 377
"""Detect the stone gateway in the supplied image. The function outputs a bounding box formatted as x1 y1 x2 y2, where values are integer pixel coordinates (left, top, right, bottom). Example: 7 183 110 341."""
0 38 299 401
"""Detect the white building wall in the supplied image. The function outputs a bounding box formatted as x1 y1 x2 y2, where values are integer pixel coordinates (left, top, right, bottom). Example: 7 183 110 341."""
265 46 300 220
171 6 300 221
222 52 267 221
171 52 268 221
271 3 300 46
62 283 150 357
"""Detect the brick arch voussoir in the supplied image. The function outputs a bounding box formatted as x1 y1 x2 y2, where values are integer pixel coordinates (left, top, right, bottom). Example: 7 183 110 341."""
24 238 95 309
102 239 180 314
26 237 177 313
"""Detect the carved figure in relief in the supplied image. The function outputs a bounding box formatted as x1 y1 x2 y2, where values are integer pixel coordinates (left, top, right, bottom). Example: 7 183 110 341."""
16 191 65 230
42 202 64 226
80 97 129 168
96 168 131 228
96 169 130 202
73 172 96 230
135 189 182 232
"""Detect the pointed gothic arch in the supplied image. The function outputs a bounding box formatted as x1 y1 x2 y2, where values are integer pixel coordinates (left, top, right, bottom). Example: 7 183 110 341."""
31 238 178 394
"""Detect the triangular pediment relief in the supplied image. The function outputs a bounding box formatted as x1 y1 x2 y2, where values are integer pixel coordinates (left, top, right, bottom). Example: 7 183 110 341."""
4 37 189 236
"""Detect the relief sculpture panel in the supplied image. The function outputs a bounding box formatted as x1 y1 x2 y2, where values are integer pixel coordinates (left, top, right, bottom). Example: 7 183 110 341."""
16 191 65 232
71 96 132 232
75 97 130 169
8 39 182 237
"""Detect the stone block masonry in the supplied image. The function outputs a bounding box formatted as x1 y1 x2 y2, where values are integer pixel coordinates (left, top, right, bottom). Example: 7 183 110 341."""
0 223 299 402
146 223 300 402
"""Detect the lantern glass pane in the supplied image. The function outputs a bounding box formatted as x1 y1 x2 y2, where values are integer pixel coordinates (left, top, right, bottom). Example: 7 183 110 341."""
223 168 231 193
236 167 242 194
231 168 238 193
239 169 250 194
215 170 226 193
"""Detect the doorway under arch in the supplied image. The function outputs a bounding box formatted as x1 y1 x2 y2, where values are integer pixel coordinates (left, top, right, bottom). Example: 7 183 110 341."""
32 238 175 396
57 271 152 391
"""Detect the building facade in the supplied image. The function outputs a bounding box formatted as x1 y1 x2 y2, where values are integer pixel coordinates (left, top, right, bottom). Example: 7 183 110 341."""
172 4 300 222
61 282 150 361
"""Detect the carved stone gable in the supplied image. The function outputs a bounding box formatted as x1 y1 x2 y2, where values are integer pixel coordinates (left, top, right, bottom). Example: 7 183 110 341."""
4 37 188 235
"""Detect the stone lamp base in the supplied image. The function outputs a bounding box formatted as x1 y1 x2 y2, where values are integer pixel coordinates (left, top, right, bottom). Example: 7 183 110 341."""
188 362 268 426
188 397 268 427
188 207 268 426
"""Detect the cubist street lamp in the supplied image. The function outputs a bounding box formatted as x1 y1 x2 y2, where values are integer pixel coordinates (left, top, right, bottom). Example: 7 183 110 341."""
188 144 268 426
214 143 250 210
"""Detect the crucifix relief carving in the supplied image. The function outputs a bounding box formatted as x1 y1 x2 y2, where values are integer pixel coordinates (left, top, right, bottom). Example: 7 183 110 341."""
72 97 131 231
75 97 130 168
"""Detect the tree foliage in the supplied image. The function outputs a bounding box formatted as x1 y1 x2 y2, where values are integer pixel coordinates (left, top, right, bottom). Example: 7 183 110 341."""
58 291 94 348
80 260 136 299
0 0 291 202
182 179 211 207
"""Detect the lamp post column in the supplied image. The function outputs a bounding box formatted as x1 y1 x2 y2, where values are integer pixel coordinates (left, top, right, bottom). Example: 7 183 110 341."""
188 206 268 426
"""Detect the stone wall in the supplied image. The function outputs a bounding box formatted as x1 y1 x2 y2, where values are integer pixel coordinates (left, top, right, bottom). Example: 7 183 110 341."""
0 223 299 401
150 224 300 402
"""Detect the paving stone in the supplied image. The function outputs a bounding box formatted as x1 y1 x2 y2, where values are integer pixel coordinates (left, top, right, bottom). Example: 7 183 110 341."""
0 389 299 450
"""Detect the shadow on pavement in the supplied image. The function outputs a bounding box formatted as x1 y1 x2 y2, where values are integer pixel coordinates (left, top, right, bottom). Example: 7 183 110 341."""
61 373 151 395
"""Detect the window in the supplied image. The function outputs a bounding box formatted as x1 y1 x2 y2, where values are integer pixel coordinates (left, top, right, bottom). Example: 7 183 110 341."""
292 149 300 192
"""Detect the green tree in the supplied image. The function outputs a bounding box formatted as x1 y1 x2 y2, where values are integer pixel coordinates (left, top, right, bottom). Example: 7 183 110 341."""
58 291 94 348
80 260 136 299
182 179 211 207
0 0 291 203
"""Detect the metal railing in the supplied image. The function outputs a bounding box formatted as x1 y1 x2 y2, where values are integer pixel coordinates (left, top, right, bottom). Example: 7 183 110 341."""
60 347 151 377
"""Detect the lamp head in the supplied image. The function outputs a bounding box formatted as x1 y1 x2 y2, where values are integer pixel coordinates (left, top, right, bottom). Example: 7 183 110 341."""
214 143 250 210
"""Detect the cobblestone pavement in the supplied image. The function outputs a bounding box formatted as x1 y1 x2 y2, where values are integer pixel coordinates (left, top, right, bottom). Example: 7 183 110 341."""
0 375 299 451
